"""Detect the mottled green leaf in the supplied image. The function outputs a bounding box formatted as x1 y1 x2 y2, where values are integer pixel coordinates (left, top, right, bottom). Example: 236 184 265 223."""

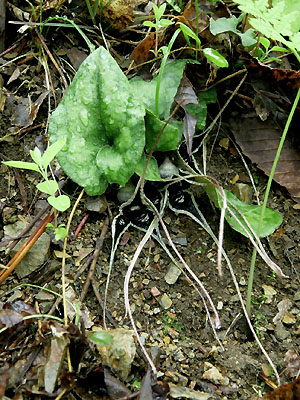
49 47 145 195
210 14 256 47
130 59 189 120
145 110 182 152
135 155 164 181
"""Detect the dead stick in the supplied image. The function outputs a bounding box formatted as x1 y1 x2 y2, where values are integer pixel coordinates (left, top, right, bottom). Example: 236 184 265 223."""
34 28 68 90
0 213 54 283
80 217 109 302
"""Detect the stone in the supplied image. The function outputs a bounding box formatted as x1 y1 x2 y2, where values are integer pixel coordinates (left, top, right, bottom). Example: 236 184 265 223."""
202 362 229 386
165 263 182 285
159 293 172 309
92 328 136 379
293 290 300 302
86 195 107 213
262 284 277 304
274 321 291 341
169 382 212 399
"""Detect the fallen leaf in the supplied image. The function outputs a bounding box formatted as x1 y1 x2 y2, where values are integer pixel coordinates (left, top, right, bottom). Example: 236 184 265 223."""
230 116 300 202
283 349 300 378
131 33 156 64
262 376 300 399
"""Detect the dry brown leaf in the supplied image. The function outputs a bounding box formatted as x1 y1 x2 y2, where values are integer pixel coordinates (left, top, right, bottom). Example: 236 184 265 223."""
283 349 300 379
262 376 300 399
230 116 300 202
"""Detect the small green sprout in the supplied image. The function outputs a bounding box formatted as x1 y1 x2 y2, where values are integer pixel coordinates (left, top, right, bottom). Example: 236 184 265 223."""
252 37 289 62
46 223 67 241
144 3 174 57
132 380 141 390
89 331 113 346
3 138 70 213
2 138 70 241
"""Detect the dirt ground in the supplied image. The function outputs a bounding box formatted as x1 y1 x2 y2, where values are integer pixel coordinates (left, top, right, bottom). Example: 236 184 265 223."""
1 1 300 399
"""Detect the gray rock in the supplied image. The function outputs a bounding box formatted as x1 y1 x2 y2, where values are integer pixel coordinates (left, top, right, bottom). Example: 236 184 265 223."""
165 263 182 285
86 195 107 213
274 321 290 341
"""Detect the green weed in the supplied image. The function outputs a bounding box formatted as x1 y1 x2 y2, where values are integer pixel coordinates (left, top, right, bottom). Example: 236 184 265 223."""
2 138 70 238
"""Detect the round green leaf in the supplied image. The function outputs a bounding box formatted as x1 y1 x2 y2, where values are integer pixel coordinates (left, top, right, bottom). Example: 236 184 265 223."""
37 180 58 195
48 195 70 212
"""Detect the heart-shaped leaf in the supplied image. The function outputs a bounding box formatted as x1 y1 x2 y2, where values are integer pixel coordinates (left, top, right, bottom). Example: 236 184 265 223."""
48 195 70 212
49 47 145 195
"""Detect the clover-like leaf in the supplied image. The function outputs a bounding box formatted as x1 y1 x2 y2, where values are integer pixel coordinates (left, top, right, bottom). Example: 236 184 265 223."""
48 195 70 212
37 180 58 195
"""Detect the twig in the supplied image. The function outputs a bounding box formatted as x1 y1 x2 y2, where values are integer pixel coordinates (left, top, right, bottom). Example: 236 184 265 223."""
74 213 90 238
13 168 28 213
91 278 118 328
34 28 68 91
0 212 54 283
62 189 85 326
80 217 109 302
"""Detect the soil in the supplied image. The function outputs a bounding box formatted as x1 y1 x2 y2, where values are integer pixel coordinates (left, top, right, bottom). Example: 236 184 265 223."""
1 2 300 399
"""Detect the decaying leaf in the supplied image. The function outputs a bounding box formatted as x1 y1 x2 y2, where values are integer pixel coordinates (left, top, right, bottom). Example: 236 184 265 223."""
175 76 198 155
262 376 300 400
92 328 136 380
283 349 300 378
131 33 156 64
230 116 300 202
99 0 148 30
44 333 70 393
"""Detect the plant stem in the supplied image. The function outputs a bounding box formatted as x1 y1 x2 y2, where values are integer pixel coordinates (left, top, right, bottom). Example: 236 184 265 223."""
85 0 96 25
41 16 95 53
194 0 199 61
155 28 181 116
246 85 300 316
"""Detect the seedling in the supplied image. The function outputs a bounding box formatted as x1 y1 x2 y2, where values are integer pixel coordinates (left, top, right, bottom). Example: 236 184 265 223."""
162 312 184 338
166 0 182 13
2 138 70 238
46 223 67 241
144 3 175 57
252 37 289 62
